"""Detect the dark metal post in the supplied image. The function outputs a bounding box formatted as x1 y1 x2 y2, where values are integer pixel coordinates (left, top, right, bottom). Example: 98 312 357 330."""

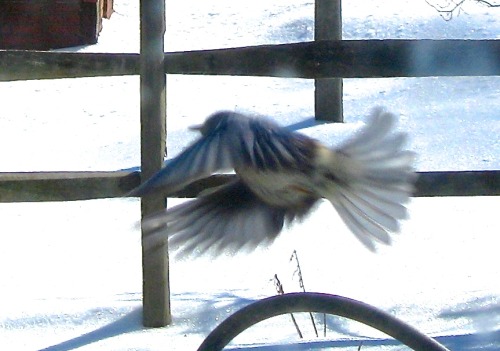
139 0 170 327
315 0 343 122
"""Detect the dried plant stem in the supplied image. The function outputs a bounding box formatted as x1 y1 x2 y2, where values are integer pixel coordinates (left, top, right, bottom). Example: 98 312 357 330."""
274 274 303 338
290 250 319 337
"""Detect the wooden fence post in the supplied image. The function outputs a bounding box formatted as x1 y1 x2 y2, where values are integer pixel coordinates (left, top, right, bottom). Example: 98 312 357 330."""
139 0 171 327
315 0 343 122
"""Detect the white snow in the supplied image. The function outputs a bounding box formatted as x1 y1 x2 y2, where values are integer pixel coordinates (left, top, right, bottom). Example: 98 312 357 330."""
0 0 499 350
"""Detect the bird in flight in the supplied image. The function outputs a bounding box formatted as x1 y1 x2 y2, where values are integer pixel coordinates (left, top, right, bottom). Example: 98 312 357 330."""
130 108 416 256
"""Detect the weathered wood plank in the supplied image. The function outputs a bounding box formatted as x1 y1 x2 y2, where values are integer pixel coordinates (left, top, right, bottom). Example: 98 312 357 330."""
414 170 500 197
164 40 500 78
0 50 139 81
139 0 170 328
0 170 498 203
0 171 139 202
314 0 343 122
1 40 498 81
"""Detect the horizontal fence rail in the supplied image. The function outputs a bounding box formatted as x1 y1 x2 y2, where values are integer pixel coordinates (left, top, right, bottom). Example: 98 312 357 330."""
1 39 499 81
0 171 139 202
163 39 500 78
0 51 139 81
0 170 498 202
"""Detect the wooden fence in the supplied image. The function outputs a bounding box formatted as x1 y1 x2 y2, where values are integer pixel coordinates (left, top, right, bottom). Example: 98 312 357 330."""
2 39 499 81
0 0 499 328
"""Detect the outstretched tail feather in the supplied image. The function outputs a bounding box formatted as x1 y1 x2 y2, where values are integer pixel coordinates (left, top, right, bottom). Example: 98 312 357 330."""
351 183 409 220
340 108 396 154
337 186 401 232
355 134 406 162
325 108 416 250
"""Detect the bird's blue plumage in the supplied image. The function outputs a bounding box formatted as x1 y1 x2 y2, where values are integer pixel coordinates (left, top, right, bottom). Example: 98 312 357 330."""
131 108 417 256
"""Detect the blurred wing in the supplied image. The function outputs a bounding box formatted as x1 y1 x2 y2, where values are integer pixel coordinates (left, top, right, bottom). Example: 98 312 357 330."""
130 112 316 196
129 124 235 197
141 180 291 256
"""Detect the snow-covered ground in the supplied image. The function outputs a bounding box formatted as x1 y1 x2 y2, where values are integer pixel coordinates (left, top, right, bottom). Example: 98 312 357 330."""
0 1 499 350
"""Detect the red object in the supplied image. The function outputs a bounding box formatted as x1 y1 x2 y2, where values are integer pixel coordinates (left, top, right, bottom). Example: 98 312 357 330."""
0 0 114 50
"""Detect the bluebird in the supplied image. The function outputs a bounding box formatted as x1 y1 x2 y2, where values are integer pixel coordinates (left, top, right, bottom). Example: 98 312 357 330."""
130 108 416 256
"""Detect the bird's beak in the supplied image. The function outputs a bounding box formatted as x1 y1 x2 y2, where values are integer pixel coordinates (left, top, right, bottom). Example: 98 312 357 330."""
189 124 202 132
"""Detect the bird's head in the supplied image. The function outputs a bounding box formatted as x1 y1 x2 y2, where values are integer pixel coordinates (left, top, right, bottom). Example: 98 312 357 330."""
189 111 237 136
